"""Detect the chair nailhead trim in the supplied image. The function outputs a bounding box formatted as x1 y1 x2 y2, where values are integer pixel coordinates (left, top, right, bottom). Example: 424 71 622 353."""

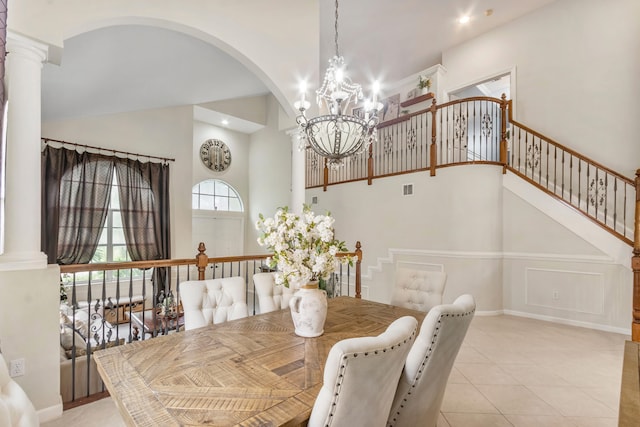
325 328 417 426
390 308 476 425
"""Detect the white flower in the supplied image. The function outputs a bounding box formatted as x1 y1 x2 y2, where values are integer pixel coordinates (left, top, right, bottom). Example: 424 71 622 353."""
255 205 353 288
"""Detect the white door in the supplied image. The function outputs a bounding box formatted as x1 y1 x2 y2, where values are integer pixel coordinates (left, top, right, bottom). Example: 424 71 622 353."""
192 212 244 257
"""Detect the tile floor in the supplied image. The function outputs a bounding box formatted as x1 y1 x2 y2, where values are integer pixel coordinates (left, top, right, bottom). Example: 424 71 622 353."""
42 315 627 427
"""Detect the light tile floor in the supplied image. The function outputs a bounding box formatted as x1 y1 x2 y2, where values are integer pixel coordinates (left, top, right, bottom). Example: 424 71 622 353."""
42 315 627 427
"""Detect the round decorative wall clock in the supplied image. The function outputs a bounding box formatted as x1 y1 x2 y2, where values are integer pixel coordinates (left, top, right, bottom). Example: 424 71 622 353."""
200 139 231 172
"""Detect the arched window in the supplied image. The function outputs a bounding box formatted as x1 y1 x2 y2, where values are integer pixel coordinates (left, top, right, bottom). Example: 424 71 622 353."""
192 179 243 212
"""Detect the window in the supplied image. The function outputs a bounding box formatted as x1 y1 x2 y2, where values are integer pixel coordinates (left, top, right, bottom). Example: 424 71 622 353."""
94 175 130 264
192 179 243 212
79 174 149 283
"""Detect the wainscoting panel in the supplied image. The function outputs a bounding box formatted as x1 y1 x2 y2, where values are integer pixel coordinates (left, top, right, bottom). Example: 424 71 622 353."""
524 267 604 315
396 261 444 272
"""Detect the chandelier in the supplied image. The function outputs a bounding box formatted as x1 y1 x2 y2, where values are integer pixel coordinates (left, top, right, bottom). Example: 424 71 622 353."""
295 0 382 167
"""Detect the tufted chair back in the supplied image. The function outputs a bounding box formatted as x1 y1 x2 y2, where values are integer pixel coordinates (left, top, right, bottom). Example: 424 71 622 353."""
253 273 295 314
390 268 447 312
387 294 476 427
308 316 418 427
0 352 38 427
180 277 249 331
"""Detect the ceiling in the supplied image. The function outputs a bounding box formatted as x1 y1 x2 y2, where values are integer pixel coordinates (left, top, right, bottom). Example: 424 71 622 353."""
41 0 557 131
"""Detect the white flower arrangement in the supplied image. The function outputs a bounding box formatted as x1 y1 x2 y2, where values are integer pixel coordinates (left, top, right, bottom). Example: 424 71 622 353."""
256 205 352 288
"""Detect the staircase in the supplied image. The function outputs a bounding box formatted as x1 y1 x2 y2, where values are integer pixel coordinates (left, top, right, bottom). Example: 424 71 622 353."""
304 94 640 338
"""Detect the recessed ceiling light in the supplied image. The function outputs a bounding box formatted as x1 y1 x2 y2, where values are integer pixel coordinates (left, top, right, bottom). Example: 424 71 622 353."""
485 9 493 17
459 15 470 24
221 119 229 125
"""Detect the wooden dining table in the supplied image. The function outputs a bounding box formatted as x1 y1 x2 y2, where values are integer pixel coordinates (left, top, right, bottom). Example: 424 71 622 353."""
94 296 426 427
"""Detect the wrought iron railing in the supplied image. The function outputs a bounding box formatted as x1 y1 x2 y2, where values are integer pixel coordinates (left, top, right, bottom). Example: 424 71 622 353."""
58 242 362 408
306 96 507 191
305 95 634 245
304 95 640 340
506 101 635 245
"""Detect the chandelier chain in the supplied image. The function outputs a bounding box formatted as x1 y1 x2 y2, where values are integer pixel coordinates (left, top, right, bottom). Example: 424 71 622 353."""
293 0 382 167
334 0 340 57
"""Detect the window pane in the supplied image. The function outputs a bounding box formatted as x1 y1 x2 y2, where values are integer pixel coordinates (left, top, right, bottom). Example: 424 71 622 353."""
98 227 108 244
214 181 229 197
200 180 215 195
229 198 241 212
192 179 243 212
214 196 229 211
201 195 215 210
110 188 120 209
92 246 107 263
112 228 126 244
112 246 130 262
112 211 123 228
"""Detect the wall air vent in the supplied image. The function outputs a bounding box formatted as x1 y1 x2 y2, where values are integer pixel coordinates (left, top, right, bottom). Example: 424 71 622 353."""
403 184 413 196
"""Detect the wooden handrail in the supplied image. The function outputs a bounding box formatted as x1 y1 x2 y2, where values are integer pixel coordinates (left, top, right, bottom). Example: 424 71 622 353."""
310 95 634 188
304 94 640 338
506 100 634 185
60 242 363 299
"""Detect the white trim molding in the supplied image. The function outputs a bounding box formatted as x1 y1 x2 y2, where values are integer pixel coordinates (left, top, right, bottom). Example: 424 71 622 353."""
504 309 630 337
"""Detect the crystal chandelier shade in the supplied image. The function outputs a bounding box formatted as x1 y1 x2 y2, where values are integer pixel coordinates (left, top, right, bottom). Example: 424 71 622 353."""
295 0 382 167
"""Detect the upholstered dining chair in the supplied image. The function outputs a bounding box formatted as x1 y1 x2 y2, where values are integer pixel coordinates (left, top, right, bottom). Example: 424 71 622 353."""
180 277 249 331
387 294 476 427
253 272 295 314
308 316 418 427
390 267 447 312
0 350 38 427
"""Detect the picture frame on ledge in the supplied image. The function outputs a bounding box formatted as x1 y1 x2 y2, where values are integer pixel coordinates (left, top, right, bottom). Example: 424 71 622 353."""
380 94 400 123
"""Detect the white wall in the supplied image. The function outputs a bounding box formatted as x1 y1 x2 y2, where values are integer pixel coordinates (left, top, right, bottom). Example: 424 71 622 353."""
441 0 640 177
310 163 631 332
0 266 60 418
502 188 632 333
192 119 251 255
307 166 505 307
246 95 293 255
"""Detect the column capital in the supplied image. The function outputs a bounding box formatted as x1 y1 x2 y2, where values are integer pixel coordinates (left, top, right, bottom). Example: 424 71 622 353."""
6 31 49 64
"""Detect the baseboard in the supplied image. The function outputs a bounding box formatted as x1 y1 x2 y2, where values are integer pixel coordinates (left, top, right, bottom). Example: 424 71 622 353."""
475 310 504 316
38 399 63 424
504 309 631 336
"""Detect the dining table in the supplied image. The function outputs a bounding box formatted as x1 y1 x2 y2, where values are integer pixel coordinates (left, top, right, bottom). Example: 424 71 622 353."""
93 296 426 427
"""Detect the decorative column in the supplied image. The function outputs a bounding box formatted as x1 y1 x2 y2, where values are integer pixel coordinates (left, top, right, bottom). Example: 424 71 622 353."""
0 33 48 270
289 130 305 212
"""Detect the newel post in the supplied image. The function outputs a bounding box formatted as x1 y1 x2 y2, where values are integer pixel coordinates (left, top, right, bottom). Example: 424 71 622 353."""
196 242 209 280
632 170 640 341
500 94 508 174
429 98 437 176
354 241 362 299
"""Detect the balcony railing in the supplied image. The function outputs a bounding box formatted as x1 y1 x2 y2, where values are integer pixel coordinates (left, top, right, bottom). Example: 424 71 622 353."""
305 95 635 244
305 94 640 341
58 242 362 408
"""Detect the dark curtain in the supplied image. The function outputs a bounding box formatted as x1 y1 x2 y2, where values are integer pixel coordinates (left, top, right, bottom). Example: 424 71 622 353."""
41 146 114 264
115 158 171 299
